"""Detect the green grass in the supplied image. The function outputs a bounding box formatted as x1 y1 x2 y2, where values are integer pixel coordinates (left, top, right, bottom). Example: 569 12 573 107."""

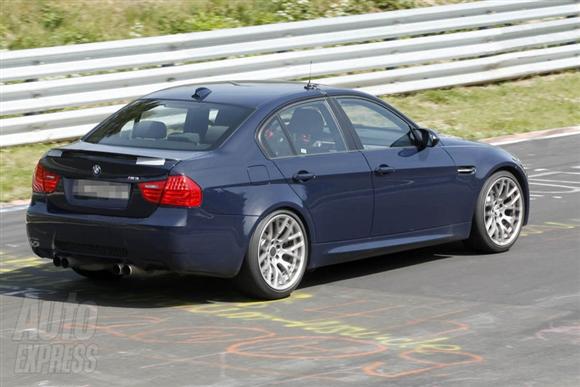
0 144 54 202
0 142 67 203
0 0 464 50
1 71 578 203
385 71 580 140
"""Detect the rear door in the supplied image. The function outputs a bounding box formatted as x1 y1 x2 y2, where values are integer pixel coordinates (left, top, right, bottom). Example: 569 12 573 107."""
259 99 374 243
332 97 464 236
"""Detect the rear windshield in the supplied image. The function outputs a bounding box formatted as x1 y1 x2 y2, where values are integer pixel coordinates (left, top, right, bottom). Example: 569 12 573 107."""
83 99 253 151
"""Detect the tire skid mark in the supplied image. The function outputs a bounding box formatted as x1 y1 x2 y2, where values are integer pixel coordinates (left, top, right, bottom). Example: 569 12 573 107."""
363 349 484 379
226 335 388 360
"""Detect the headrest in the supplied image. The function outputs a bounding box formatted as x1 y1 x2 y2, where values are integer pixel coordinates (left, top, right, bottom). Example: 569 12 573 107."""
214 109 244 128
133 120 167 139
167 132 200 144
185 107 209 134
288 108 324 136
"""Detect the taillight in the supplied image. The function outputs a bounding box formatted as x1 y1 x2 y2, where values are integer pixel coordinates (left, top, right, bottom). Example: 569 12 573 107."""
138 181 165 203
138 175 202 207
32 163 61 193
160 175 202 207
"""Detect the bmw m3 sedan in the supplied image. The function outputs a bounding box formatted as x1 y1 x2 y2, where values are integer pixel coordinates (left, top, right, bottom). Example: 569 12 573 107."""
27 81 529 299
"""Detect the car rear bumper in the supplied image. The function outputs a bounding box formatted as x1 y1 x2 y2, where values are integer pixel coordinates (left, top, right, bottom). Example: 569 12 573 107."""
26 201 257 278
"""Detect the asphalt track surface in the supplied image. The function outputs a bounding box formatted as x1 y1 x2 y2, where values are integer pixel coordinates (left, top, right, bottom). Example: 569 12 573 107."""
1 134 579 386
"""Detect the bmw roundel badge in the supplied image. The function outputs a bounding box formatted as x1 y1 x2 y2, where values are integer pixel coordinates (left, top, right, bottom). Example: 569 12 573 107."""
92 164 102 176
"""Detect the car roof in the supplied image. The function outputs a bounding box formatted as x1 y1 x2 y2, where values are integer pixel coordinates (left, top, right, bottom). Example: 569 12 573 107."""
142 80 359 109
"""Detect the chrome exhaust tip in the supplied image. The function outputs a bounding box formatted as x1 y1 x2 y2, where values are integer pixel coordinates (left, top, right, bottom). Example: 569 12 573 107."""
121 264 133 276
112 263 142 276
112 263 123 276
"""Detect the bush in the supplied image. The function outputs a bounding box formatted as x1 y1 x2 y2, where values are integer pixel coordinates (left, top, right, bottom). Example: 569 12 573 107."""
0 0 466 50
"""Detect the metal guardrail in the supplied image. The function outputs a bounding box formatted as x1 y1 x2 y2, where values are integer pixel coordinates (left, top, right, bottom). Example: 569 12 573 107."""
0 0 578 146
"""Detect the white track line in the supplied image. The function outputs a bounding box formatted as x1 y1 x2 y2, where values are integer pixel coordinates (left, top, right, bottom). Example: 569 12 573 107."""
488 129 580 146
0 204 28 214
529 179 580 184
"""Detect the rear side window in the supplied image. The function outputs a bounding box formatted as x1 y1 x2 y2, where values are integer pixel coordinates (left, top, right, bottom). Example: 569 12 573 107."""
84 99 252 151
280 101 346 155
260 100 347 158
259 118 294 158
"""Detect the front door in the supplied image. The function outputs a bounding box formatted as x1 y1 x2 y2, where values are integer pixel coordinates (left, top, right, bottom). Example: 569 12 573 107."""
258 99 374 242
333 97 464 237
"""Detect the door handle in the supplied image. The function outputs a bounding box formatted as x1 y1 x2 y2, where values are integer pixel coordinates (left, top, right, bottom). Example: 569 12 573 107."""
375 164 395 176
293 170 316 182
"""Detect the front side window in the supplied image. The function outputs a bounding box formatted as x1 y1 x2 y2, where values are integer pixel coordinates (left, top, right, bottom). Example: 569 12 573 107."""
84 99 252 151
336 98 414 149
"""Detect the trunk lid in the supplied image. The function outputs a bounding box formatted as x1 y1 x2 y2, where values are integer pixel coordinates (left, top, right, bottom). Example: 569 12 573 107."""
41 142 200 217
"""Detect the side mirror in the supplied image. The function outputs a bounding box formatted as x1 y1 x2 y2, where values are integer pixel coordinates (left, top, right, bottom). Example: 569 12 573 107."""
414 128 440 150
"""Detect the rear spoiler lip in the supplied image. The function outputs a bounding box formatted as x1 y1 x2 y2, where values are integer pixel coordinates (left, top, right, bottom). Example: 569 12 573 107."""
52 140 208 161
136 157 165 166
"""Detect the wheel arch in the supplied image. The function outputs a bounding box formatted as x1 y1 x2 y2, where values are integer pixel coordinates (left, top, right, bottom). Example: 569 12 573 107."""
235 204 313 297
486 164 530 226
245 202 315 264
257 203 314 246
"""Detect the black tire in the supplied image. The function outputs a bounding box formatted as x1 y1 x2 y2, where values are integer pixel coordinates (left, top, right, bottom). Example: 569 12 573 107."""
236 210 308 300
73 267 120 281
466 170 525 253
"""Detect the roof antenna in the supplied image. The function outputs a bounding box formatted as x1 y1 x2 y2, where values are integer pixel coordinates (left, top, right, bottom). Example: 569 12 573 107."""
305 61 316 90
192 87 211 100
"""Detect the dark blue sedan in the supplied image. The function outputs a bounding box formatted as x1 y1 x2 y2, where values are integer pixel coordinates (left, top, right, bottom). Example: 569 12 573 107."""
27 81 529 299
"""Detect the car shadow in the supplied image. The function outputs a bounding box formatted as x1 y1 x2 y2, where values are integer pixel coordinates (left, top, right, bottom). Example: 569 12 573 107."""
1 241 479 308
300 241 476 288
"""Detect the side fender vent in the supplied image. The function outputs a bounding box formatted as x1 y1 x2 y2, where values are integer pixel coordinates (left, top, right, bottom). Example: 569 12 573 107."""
457 166 476 175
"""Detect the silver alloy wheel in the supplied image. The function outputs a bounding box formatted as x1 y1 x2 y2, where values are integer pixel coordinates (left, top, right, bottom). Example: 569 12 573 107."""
483 176 524 246
258 213 306 291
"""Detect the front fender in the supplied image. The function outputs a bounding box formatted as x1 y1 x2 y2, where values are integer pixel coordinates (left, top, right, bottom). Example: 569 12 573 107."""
442 141 530 225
